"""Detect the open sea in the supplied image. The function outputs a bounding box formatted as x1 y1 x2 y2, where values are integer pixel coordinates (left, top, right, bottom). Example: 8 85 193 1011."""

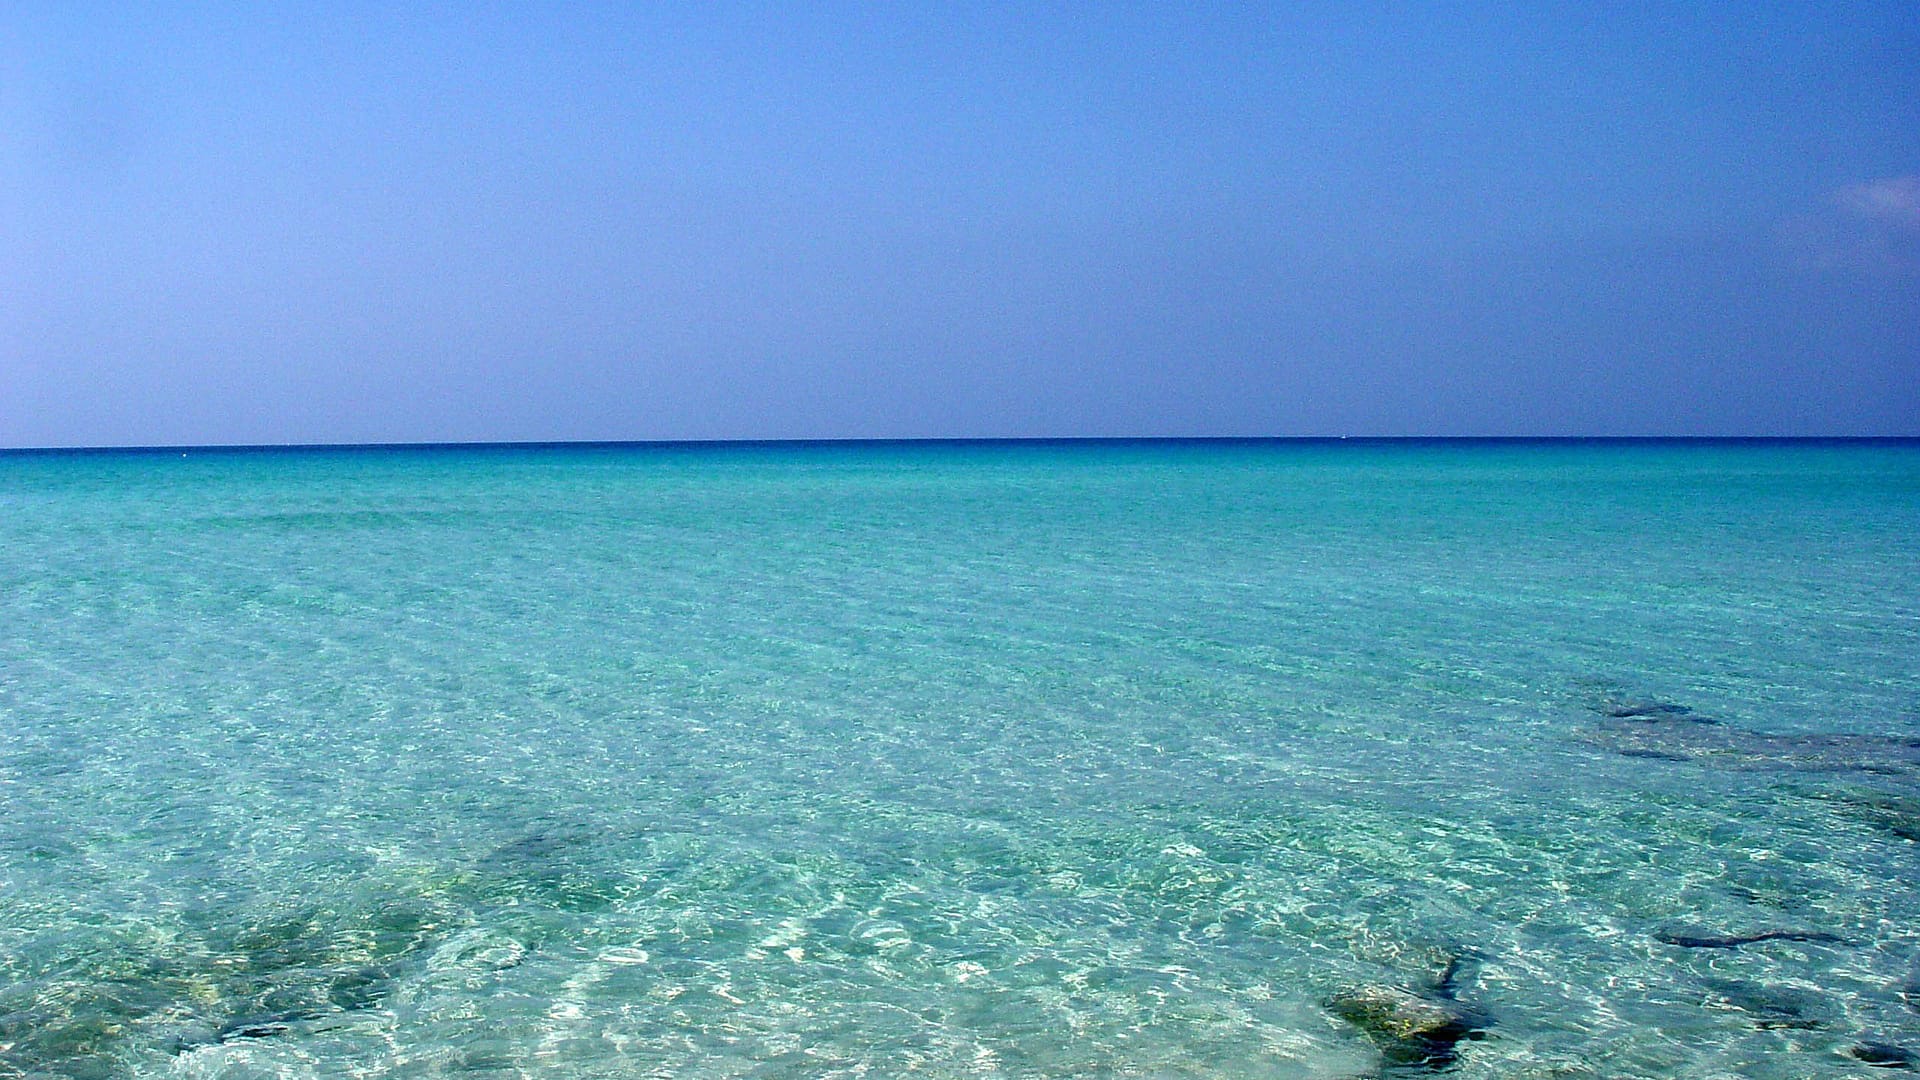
2 438 1917 1079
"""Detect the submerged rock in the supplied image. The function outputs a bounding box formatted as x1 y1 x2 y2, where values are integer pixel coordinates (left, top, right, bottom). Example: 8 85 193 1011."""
1654 926 1845 949
1828 789 1920 842
1579 722 1920 775
468 826 628 913
1329 954 1489 1071
1700 978 1834 1030
215 1016 299 1043
1581 683 1709 723
11 896 449 1074
1328 984 1485 1068
1850 1041 1918 1068
1572 678 1920 775
1616 747 1693 762
1599 698 1703 721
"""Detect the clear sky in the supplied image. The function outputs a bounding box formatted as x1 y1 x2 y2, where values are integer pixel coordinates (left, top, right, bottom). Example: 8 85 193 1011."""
3 3 1916 446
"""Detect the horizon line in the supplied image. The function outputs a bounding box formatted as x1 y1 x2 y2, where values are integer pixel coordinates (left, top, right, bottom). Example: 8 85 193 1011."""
5 434 1919 456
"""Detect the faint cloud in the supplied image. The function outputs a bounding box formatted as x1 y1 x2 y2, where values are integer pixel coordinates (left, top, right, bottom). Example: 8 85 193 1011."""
1779 174 1920 273
1836 175 1920 230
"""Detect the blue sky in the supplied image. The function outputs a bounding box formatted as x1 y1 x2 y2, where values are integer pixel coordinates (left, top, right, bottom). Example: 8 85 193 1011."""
3 3 1916 445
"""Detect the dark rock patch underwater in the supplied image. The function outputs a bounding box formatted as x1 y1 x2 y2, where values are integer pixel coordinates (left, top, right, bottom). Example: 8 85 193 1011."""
1654 926 1847 949
0 823 638 1077
1328 951 1490 1072
1574 682 1920 776
1851 1041 1920 1068
0 896 444 1078
1697 977 1837 1031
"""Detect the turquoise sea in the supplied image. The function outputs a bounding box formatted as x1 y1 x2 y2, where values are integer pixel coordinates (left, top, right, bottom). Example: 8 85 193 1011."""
2 439 1917 1079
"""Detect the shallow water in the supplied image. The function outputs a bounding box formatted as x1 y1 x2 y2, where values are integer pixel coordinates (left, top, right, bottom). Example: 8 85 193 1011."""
2 439 1917 1078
